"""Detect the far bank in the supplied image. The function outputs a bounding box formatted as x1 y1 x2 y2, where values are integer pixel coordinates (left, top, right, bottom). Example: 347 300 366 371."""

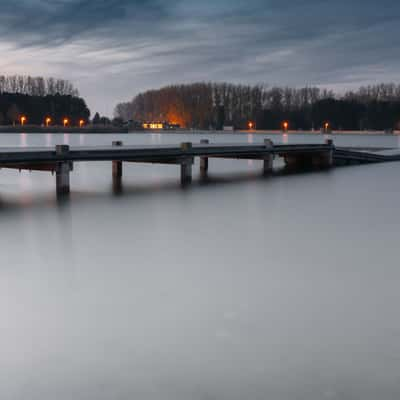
0 125 128 134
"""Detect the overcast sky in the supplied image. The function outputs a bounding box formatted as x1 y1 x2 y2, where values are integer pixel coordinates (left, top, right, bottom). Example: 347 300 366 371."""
0 0 399 116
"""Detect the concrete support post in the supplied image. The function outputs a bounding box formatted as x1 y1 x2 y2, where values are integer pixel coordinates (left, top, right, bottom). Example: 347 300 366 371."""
55 145 72 195
323 138 334 168
112 141 123 178
263 139 274 174
180 142 193 186
200 139 209 177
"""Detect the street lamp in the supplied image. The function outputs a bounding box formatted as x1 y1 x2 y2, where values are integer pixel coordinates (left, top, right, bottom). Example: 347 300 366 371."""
45 117 52 127
79 119 85 128
283 121 289 132
20 116 27 126
63 118 69 127
324 122 330 132
248 121 254 130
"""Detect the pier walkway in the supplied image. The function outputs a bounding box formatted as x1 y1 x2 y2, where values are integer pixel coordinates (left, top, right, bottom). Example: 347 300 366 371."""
0 139 399 195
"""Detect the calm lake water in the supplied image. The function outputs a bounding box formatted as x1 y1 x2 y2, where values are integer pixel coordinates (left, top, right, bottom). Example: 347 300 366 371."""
1 132 400 400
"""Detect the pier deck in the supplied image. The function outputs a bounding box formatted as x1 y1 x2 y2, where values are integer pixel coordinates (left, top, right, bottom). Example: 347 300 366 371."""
0 140 399 195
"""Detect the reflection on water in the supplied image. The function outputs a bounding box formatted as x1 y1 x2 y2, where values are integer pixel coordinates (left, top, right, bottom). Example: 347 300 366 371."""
1 132 400 400
46 133 52 147
20 132 27 147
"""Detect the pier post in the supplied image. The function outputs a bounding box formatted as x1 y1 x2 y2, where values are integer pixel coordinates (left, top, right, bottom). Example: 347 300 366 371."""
263 139 274 174
312 139 334 168
200 139 209 177
112 141 123 193
180 142 193 186
322 139 334 168
55 145 72 195
112 141 123 178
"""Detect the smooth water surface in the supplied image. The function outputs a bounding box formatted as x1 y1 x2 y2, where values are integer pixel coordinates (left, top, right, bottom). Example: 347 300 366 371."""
1 132 400 400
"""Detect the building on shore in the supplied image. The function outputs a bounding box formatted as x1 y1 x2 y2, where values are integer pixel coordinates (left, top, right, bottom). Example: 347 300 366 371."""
142 121 181 130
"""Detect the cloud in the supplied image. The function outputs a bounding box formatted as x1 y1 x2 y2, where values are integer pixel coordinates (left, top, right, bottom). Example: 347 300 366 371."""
0 0 399 115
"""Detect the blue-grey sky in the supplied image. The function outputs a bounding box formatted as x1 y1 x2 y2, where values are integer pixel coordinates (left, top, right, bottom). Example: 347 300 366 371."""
0 0 399 116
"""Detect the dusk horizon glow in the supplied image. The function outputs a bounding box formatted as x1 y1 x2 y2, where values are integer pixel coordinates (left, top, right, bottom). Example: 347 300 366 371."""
1 0 399 116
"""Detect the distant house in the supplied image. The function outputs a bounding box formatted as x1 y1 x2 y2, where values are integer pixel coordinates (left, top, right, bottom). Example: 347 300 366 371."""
143 122 164 129
142 121 181 130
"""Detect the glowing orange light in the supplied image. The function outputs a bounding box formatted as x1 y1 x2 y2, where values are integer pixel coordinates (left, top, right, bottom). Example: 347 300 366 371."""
20 116 27 126
325 122 329 130
79 119 85 128
144 122 164 129
45 117 52 127
283 121 289 131
63 118 69 127
248 121 254 129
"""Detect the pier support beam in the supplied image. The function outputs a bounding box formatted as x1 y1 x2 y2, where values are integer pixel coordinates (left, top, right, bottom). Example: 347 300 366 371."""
112 141 123 193
200 139 209 178
112 141 123 179
263 139 274 174
325 139 334 168
55 145 73 195
180 142 194 186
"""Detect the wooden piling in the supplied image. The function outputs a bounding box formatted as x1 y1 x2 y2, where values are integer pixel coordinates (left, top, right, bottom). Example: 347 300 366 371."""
200 139 209 177
263 139 274 174
112 141 123 178
55 145 72 195
323 139 334 168
180 142 193 185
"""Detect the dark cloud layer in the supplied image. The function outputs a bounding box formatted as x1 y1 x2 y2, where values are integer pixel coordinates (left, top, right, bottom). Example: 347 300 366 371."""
0 0 399 115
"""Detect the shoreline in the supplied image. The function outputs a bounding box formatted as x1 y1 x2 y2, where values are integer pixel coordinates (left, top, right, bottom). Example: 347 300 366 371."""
0 126 128 134
0 126 398 136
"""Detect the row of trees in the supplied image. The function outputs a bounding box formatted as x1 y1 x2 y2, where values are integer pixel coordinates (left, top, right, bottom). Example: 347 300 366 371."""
115 83 400 130
0 93 90 125
0 75 79 97
0 75 90 125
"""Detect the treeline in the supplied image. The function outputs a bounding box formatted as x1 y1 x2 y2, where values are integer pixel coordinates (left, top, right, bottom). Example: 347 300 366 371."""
0 93 90 125
0 75 90 125
0 75 79 97
115 83 400 130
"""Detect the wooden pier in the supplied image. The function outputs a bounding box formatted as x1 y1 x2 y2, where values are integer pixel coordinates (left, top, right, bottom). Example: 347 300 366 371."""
0 139 399 195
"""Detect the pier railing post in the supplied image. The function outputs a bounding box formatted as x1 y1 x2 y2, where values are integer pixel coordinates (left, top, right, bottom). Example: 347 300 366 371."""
180 142 193 186
263 139 274 174
200 139 209 177
55 145 72 195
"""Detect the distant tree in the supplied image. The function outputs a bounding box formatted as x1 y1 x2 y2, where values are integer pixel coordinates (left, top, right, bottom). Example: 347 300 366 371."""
112 117 124 127
100 116 111 126
215 105 225 130
6 103 20 125
92 112 101 124
114 102 133 121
